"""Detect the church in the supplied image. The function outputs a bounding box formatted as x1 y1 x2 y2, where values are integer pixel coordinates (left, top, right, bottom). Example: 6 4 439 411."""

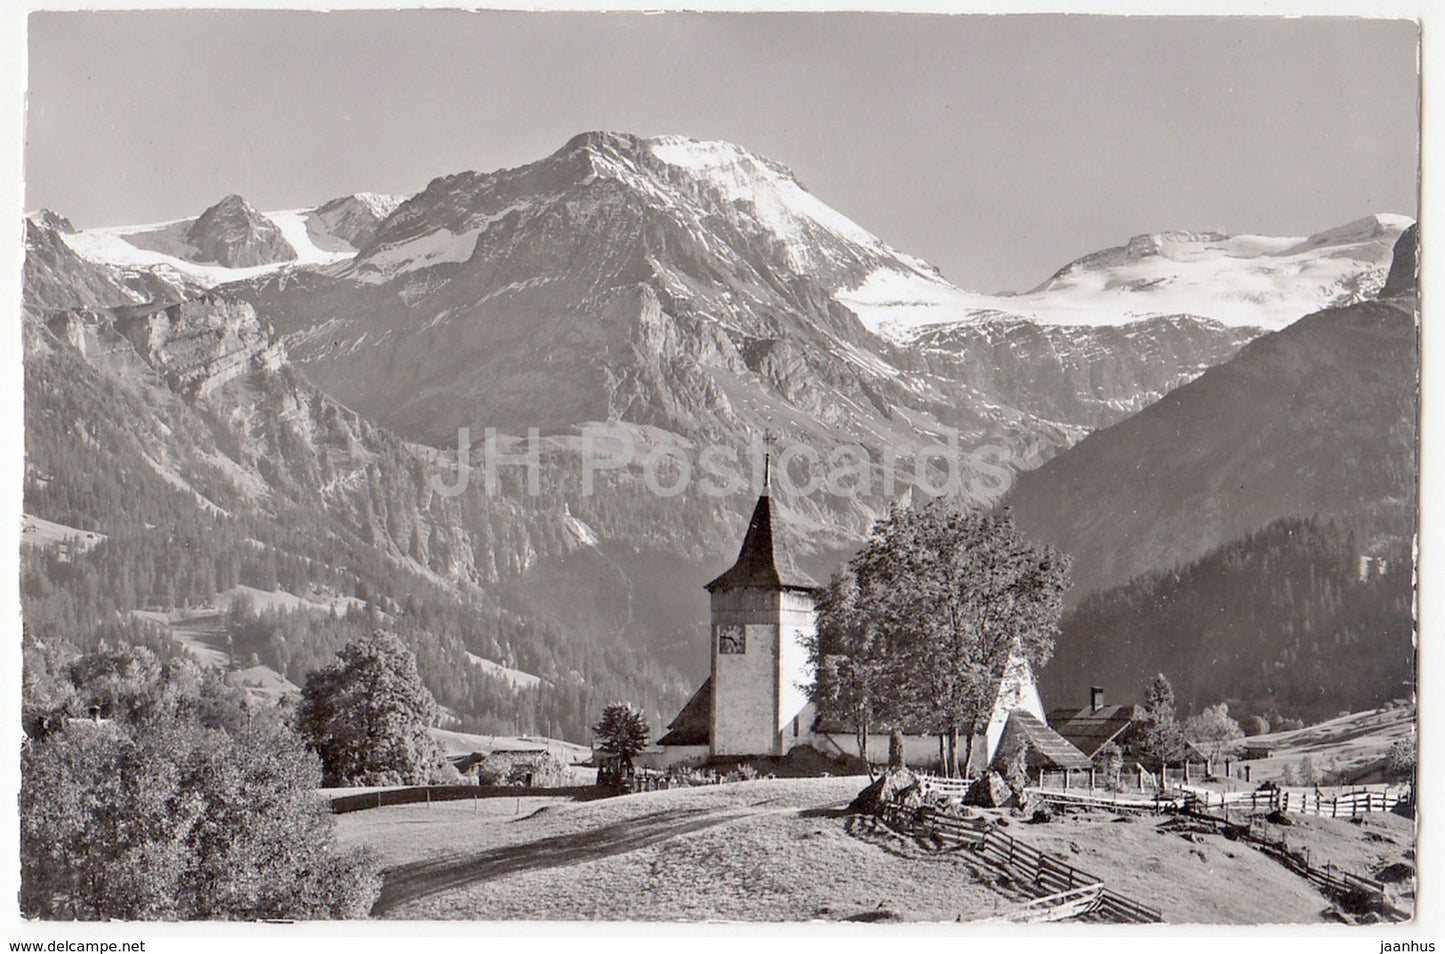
651 479 1090 775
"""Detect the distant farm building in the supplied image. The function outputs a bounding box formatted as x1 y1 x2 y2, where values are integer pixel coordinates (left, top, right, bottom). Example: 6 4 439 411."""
1046 687 1148 760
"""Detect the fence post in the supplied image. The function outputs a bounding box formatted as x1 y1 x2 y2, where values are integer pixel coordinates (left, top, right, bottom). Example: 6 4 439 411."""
1089 768 1096 792
1245 764 1252 783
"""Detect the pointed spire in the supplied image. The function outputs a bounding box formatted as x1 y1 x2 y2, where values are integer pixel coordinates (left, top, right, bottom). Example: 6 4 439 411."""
704 490 819 593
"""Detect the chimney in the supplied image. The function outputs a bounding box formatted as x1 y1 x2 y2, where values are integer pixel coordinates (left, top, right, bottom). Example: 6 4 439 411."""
1089 687 1104 714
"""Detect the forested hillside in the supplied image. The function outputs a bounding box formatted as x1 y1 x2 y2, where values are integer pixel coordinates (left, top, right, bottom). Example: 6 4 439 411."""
1044 514 1414 724
22 309 690 742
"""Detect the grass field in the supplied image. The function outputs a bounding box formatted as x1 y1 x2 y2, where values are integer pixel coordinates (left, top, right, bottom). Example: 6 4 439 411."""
20 513 106 551
1245 706 1415 784
337 775 1403 923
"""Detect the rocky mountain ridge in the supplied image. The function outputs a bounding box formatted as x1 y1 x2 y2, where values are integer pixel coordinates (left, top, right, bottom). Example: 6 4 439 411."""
183 194 298 268
20 132 1418 732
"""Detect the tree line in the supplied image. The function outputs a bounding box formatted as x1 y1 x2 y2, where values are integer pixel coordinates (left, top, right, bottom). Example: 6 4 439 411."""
1049 514 1414 725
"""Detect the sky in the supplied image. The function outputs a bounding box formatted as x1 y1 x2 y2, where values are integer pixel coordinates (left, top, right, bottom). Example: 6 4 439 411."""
24 11 1419 293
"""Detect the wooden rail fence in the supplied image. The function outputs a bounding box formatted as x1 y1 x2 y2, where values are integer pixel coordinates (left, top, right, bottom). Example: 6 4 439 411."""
991 884 1105 923
1180 785 1410 817
1030 788 1178 814
877 802 1162 923
1182 807 1407 921
915 772 972 799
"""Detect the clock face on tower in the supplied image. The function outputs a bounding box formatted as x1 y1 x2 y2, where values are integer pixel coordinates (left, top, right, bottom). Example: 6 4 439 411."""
717 624 745 654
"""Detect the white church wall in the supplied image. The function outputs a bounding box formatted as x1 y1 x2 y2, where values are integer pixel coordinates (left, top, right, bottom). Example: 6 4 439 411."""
980 654 1046 771
776 589 815 736
795 730 948 770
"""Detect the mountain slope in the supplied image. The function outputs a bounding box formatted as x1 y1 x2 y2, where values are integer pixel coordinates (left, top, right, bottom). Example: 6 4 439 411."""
21 273 693 741
235 133 1314 463
1007 229 1418 603
1043 514 1414 723
309 193 405 250
22 215 199 312
44 135 1402 484
21 133 1416 739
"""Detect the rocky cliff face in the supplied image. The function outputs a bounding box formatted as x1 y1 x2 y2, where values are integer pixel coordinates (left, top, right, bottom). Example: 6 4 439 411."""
113 297 284 398
309 193 405 250
27 209 75 234
1380 222 1418 299
22 217 197 312
184 194 298 268
902 315 1261 436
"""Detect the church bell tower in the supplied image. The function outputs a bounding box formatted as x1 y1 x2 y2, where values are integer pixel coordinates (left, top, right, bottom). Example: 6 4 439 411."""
704 464 819 758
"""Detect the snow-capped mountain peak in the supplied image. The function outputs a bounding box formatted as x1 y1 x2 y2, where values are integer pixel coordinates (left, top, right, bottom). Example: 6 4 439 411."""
844 213 1412 341
27 209 75 235
41 132 1412 344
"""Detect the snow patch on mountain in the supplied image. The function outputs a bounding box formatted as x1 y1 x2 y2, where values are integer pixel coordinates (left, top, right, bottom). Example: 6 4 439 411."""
463 653 544 690
845 213 1412 340
646 135 935 276
264 209 356 266
649 137 877 246
352 225 483 280
834 265 994 339
62 224 283 287
60 195 405 286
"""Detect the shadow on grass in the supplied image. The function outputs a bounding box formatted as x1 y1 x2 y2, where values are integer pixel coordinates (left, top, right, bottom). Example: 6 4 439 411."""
798 805 852 819
372 806 753 916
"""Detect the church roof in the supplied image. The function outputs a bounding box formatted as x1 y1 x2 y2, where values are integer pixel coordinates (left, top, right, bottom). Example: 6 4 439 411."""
994 710 1093 771
705 492 820 592
657 676 712 747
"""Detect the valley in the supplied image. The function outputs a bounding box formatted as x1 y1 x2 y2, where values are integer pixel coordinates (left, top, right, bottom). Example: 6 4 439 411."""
19 131 1418 745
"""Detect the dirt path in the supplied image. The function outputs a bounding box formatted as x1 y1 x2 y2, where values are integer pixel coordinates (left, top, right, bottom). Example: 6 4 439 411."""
371 805 764 915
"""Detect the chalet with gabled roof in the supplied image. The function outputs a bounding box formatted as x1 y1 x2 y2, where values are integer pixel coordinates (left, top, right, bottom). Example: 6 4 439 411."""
1046 687 1148 760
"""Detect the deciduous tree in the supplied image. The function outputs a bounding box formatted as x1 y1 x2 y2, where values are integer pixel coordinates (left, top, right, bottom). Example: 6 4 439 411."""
808 502 1071 777
297 629 447 786
20 647 379 920
1184 702 1245 764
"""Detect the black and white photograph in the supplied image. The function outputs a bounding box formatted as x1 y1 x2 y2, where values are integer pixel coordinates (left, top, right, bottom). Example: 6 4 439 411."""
6 4 1431 936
